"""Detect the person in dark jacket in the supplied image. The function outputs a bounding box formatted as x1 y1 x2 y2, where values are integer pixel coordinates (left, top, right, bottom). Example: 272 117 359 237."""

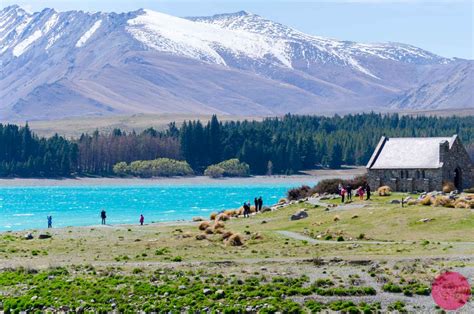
47 216 52 228
139 214 144 226
100 210 107 225
258 196 263 211
346 185 352 201
243 202 250 218
365 184 371 200
254 197 259 212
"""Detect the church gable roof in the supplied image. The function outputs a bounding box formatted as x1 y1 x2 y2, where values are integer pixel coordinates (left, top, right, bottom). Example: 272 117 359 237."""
367 135 457 170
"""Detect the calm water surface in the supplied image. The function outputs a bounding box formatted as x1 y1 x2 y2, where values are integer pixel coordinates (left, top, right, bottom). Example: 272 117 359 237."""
0 181 316 231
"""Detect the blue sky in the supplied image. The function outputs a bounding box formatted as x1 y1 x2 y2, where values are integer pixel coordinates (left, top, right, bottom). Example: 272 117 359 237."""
3 0 473 59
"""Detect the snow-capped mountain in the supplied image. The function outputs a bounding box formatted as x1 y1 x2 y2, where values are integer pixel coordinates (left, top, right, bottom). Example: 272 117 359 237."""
0 5 471 121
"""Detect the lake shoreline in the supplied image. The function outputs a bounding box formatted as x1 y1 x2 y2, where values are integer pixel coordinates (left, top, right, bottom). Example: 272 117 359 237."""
0 168 365 187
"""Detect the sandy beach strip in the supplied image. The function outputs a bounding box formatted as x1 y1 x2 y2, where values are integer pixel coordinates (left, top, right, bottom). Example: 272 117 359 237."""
0 168 365 187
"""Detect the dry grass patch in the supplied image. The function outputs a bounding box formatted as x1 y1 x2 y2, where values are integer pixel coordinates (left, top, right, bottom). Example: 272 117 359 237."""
433 196 454 208
227 233 244 246
419 196 432 206
443 182 456 193
378 186 391 196
198 221 211 231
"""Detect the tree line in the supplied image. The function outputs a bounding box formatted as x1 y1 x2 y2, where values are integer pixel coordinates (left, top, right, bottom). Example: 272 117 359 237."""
1 113 473 177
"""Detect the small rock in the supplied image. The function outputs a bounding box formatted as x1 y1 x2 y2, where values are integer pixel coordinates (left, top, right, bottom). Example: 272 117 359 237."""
290 210 308 221
31 295 38 301
178 285 186 290
351 215 359 219
261 206 271 213
215 289 225 298
419 218 433 223
261 220 267 224
38 234 52 239
192 216 204 222
24 233 33 240
390 200 401 204
203 288 212 295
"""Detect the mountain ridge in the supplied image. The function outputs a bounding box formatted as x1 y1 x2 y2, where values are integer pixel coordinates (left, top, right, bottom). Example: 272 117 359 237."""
0 5 472 121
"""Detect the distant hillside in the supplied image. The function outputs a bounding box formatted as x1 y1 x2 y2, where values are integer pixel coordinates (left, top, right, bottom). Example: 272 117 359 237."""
0 5 472 121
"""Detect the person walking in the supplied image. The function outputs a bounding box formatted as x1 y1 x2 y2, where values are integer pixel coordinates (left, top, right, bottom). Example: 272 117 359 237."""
243 202 250 218
365 184 371 200
346 185 352 201
258 196 263 211
47 215 52 228
254 197 259 212
139 214 144 226
100 210 107 225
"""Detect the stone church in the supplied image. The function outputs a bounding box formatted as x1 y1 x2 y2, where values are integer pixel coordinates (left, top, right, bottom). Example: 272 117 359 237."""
367 135 474 192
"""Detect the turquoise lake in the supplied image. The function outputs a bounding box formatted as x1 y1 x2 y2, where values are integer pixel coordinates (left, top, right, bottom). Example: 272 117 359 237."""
0 181 316 231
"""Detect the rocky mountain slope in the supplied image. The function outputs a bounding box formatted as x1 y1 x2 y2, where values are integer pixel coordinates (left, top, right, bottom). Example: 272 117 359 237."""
0 5 471 121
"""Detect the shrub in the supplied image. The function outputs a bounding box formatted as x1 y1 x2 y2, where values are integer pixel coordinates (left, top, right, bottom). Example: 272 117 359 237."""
204 165 225 178
113 158 194 177
377 186 391 196
198 221 210 231
443 182 456 193
112 162 129 176
287 185 312 201
289 175 368 200
227 233 244 246
171 256 183 262
313 179 344 195
205 159 250 178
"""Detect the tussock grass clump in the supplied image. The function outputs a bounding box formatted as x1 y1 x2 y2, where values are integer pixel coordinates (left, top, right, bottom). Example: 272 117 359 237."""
227 233 244 246
195 234 206 240
215 213 230 221
442 182 456 193
454 199 472 209
224 210 236 217
419 196 432 206
377 186 391 196
407 199 418 206
198 221 211 231
205 227 214 235
213 221 225 230
210 212 218 220
333 215 340 222
221 231 234 240
433 196 454 208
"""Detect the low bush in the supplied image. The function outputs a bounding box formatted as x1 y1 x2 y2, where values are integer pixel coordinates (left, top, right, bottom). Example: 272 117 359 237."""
113 158 194 177
203 165 224 178
204 159 250 178
288 175 367 200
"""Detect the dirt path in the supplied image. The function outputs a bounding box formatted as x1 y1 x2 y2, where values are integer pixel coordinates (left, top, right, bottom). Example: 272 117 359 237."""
276 230 395 245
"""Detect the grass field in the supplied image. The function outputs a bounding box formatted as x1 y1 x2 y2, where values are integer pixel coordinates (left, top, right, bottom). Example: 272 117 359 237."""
1 192 473 312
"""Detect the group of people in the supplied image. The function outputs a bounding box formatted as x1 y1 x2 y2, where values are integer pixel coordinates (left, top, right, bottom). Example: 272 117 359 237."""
46 211 145 228
242 196 264 218
338 183 371 203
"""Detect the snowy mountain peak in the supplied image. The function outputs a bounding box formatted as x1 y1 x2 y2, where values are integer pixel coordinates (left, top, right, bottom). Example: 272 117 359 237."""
0 6 469 121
